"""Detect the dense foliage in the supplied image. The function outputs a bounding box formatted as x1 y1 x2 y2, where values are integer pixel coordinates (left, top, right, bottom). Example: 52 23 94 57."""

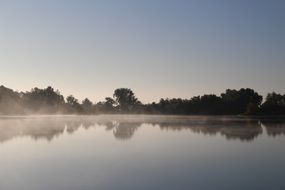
0 85 284 115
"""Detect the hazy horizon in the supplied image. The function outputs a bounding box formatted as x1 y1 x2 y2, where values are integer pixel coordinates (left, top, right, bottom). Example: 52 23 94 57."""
1 0 285 103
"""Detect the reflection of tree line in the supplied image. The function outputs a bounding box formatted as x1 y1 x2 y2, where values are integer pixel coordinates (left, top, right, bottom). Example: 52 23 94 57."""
157 120 262 142
261 120 285 137
101 121 141 140
0 117 284 143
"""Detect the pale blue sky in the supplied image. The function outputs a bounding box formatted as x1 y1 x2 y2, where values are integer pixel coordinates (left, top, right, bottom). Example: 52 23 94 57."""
0 0 284 103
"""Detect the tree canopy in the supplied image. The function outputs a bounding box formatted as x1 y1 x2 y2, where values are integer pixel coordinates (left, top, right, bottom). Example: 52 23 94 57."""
113 88 141 112
0 85 284 115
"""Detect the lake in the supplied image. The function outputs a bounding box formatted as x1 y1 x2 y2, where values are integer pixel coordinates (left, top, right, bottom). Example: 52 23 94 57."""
0 115 284 190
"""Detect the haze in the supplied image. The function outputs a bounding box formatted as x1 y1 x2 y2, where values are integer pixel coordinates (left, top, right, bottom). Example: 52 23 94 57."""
0 0 285 103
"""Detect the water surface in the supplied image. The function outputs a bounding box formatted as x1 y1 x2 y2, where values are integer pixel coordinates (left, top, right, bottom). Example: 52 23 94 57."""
0 115 285 190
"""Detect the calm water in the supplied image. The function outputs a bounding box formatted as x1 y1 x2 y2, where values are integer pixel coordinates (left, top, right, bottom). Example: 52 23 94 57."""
0 115 285 190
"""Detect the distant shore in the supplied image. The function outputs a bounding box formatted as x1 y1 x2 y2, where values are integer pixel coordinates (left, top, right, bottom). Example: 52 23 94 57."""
0 85 284 116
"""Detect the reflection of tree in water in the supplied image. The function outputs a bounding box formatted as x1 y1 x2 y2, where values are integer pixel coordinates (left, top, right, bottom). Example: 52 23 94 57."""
112 122 141 140
0 118 142 143
220 125 262 142
0 117 97 143
99 121 116 131
98 121 141 140
261 119 285 137
0 118 66 142
64 120 94 134
0 116 284 143
202 120 262 142
158 119 263 142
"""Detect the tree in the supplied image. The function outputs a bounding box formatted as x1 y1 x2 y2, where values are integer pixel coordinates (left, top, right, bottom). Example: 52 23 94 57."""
66 95 82 113
94 97 116 113
245 102 259 115
113 88 141 112
82 98 93 114
199 94 223 114
221 88 262 114
66 95 78 106
22 86 65 113
0 85 23 114
260 92 285 115
105 97 116 111
0 84 283 115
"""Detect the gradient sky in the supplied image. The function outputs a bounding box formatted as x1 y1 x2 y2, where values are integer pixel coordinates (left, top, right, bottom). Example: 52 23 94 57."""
0 0 285 103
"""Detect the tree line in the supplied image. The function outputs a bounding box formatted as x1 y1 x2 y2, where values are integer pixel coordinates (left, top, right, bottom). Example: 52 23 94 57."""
0 85 284 115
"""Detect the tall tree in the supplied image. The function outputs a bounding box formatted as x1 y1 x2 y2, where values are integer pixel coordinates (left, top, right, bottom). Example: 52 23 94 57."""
22 86 65 113
66 95 82 113
260 92 285 115
0 85 23 114
221 88 262 114
113 88 141 112
82 98 93 114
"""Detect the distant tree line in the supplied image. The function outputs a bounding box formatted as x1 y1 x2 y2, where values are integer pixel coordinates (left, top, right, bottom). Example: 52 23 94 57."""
0 85 284 115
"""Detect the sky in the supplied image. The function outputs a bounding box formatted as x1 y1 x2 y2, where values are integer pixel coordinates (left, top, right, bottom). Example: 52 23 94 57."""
0 0 285 103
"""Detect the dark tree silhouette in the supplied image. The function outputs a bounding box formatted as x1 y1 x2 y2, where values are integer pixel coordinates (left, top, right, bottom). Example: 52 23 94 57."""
260 92 285 115
0 85 284 115
113 88 141 112
221 88 263 114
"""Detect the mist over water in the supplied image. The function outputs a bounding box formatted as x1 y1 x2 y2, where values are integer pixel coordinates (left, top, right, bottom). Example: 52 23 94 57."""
0 115 284 143
1 0 285 189
0 115 285 190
